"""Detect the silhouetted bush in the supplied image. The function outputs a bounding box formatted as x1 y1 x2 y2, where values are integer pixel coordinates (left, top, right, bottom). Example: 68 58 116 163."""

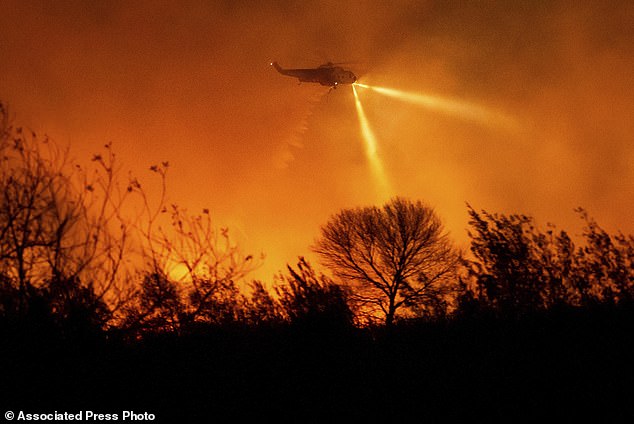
463 205 634 317
242 280 281 325
276 257 353 329
122 272 183 336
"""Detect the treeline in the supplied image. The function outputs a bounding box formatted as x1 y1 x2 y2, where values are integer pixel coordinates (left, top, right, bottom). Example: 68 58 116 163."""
1 102 634 338
3 103 634 420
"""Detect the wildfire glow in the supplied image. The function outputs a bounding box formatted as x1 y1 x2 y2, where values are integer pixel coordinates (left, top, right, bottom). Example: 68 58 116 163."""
352 84 391 197
167 261 191 282
354 83 518 131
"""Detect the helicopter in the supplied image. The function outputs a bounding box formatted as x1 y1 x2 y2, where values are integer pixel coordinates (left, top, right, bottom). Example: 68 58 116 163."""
271 61 357 88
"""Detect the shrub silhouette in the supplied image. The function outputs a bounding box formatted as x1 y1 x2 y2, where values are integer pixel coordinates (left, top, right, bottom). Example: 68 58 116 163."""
122 271 183 336
463 205 634 316
276 257 353 329
242 280 280 325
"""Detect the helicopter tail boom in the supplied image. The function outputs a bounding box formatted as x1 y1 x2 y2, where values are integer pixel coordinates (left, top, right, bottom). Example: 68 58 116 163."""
271 62 286 74
271 62 316 82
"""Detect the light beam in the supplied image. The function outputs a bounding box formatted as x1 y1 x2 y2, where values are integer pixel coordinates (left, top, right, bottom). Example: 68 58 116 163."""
352 84 391 197
355 83 518 131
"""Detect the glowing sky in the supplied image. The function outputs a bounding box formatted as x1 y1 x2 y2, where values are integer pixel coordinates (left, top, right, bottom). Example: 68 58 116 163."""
1 0 633 281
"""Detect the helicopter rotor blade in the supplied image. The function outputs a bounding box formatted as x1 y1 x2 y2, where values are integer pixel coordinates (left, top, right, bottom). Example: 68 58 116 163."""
327 61 365 66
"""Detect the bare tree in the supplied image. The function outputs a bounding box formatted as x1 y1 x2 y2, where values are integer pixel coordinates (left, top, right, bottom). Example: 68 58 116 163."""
151 205 261 323
313 197 460 326
0 102 130 327
121 172 265 331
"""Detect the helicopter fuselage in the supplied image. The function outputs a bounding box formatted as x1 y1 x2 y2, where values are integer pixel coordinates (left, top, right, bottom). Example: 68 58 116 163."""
271 62 357 88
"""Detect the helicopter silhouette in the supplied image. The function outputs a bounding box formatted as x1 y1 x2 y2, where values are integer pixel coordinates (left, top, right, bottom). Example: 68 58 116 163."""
271 62 357 88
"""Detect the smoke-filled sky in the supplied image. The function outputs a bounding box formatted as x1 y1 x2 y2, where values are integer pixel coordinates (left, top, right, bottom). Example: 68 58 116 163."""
1 0 633 280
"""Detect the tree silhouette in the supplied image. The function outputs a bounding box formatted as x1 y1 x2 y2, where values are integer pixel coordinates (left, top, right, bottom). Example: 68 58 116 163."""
314 197 460 326
0 103 129 329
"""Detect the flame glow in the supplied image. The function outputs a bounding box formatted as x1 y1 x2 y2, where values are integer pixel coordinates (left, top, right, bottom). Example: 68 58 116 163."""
352 84 391 197
354 83 518 131
167 261 191 282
